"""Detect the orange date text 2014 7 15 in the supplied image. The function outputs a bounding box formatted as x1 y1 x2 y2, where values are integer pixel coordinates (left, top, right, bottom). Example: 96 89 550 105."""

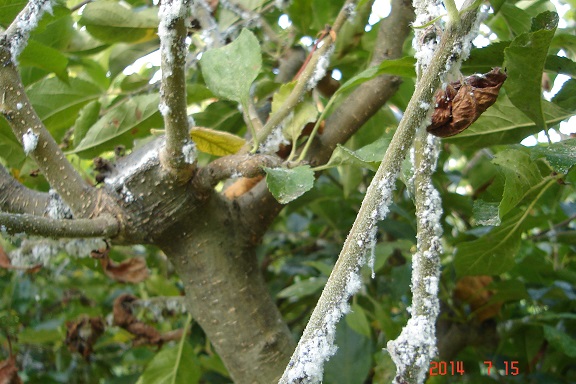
429 360 520 376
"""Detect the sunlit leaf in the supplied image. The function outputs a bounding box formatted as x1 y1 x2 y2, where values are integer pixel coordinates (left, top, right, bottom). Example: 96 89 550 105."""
190 127 245 156
201 29 261 105
527 139 576 174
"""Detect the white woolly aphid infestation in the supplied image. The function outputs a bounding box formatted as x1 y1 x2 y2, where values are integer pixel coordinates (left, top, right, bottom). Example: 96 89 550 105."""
158 0 191 77
9 0 53 65
258 121 290 154
307 45 335 91
22 128 39 155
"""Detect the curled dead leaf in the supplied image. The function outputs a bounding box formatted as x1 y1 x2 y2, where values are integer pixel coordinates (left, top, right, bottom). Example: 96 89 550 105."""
91 247 149 283
112 294 162 346
65 317 105 359
427 68 507 137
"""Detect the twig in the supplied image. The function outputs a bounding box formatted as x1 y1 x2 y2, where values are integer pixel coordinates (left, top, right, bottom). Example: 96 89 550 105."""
0 213 119 238
158 0 197 182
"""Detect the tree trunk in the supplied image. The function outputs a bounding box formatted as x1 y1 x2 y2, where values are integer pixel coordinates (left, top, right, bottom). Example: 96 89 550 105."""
158 193 295 383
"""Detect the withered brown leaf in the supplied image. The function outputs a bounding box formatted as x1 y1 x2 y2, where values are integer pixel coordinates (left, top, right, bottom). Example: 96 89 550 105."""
92 247 149 283
113 294 162 346
427 68 507 138
65 317 105 359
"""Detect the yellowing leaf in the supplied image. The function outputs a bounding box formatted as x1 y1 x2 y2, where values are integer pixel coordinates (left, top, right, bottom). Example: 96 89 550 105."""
190 127 245 156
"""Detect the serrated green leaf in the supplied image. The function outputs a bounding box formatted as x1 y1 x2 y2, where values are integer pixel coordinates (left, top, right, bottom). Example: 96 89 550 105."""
552 78 576 111
276 277 327 299
492 149 544 218
73 100 101 147
263 165 315 204
79 1 158 44
71 94 162 158
284 101 318 143
190 127 245 156
543 326 576 358
445 94 574 149
137 341 201 384
201 29 261 104
27 77 103 140
527 139 576 174
546 55 576 77
504 11 558 129
270 82 296 116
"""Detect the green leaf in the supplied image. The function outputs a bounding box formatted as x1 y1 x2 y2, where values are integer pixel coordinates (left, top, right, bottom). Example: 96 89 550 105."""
201 29 262 104
473 200 501 226
324 321 372 384
552 78 576 111
543 326 576 358
193 101 243 134
545 55 576 78
190 127 245 156
19 39 69 80
324 144 378 171
445 94 574 149
72 101 101 148
27 77 103 140
137 341 201 384
492 149 544 218
263 165 315 204
454 211 524 276
0 120 26 167
79 1 158 43
503 11 559 129
527 139 576 174
71 94 163 158
283 101 318 143
346 303 372 338
276 277 327 299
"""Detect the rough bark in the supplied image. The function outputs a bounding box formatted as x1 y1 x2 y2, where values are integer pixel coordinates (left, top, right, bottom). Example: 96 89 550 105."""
158 193 294 384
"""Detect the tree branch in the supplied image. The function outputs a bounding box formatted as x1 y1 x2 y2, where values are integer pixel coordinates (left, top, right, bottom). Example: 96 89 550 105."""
279 0 483 382
158 0 197 182
0 164 49 216
194 153 281 191
242 0 360 154
0 1 103 217
307 0 415 164
386 133 443 384
0 213 119 238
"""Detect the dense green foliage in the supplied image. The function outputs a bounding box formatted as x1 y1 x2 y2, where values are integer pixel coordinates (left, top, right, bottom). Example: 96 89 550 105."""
1 0 575 383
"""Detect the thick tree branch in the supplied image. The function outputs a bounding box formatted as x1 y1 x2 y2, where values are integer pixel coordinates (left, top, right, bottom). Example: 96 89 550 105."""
0 2 103 218
0 164 49 216
158 0 196 182
279 0 483 381
0 213 119 238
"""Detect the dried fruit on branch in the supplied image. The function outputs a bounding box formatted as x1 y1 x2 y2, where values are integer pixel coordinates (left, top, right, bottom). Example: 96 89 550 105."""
427 68 507 137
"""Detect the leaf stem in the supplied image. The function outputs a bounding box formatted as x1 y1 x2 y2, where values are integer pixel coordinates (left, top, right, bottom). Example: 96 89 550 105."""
443 0 460 27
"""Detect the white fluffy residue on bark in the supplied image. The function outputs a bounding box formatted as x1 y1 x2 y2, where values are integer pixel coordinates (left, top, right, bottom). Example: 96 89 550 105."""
22 128 39 155
8 0 53 64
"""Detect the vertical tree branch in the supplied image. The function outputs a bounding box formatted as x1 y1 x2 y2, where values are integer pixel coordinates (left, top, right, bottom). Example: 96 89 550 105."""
158 0 197 182
386 132 443 384
0 0 102 217
279 1 482 382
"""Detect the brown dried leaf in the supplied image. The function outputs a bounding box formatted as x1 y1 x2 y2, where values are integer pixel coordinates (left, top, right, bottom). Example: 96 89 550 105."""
112 294 162 346
0 246 42 274
0 357 22 384
454 276 502 322
427 68 507 137
65 317 105 359
93 249 149 283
